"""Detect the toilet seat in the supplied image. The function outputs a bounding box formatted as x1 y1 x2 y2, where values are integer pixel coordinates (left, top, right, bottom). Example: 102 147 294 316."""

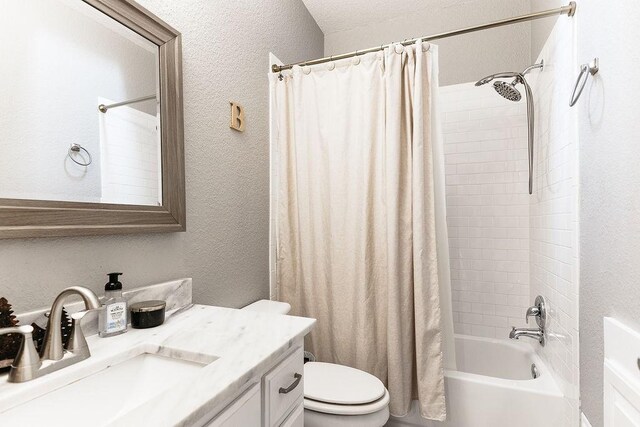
303 362 389 415
304 389 390 415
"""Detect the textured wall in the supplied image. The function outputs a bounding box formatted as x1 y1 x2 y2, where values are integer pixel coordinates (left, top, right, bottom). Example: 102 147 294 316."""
324 0 532 86
0 0 323 312
528 16 580 426
440 83 531 339
578 0 640 426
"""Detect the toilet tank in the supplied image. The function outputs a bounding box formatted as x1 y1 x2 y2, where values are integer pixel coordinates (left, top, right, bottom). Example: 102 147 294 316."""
242 299 291 315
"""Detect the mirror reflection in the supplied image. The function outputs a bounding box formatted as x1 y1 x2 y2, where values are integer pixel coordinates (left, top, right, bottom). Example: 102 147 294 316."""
0 0 161 206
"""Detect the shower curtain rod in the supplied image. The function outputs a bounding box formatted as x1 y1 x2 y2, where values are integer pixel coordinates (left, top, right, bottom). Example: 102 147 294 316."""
98 95 156 113
271 2 576 73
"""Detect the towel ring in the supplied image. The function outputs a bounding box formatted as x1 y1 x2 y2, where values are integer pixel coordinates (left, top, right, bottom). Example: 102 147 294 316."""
68 143 92 167
570 58 599 107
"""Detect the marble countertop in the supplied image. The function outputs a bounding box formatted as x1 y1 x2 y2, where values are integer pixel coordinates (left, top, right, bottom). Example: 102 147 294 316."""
0 304 315 426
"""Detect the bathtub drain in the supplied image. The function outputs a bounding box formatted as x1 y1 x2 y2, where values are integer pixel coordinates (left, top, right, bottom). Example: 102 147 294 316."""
531 363 539 379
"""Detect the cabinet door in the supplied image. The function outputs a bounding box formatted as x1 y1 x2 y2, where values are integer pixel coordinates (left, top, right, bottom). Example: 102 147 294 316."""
205 384 261 427
280 403 304 427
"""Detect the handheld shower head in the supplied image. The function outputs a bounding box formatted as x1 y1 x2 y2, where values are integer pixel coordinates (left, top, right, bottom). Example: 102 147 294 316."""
474 63 542 196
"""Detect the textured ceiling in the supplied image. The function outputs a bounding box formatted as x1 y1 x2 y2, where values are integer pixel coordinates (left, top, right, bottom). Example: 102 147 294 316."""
301 0 479 34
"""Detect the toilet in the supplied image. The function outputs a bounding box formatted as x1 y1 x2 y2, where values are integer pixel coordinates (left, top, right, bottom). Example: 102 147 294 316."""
243 300 391 426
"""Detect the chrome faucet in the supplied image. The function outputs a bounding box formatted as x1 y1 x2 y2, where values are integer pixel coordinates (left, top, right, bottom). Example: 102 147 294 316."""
509 327 545 345
509 295 547 346
525 305 541 322
0 286 101 383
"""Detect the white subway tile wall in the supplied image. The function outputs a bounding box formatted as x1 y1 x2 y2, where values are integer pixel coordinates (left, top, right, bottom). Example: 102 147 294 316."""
528 18 580 427
440 16 579 427
440 82 531 339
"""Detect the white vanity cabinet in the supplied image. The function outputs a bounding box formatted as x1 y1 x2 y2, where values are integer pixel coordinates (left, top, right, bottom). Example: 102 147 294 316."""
203 346 304 427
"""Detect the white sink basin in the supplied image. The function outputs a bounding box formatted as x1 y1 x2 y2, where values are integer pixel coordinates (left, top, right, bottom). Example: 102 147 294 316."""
1 347 217 426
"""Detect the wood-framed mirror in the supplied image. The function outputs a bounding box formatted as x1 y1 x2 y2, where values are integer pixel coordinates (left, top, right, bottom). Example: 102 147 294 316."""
0 0 185 239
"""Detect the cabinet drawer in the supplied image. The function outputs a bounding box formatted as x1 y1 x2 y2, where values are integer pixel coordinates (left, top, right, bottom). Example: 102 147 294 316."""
280 403 304 427
205 384 261 427
264 347 304 426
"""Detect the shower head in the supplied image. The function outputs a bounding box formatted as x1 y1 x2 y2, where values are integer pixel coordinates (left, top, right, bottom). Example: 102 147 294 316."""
493 80 522 102
474 61 543 196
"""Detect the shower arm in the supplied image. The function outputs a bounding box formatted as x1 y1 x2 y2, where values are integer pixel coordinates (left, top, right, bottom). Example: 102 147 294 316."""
522 61 545 76
476 65 541 85
475 72 521 86
488 72 521 80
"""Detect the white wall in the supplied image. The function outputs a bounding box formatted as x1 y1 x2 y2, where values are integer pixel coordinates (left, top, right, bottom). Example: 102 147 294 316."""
528 17 580 426
324 0 532 86
0 0 157 203
0 0 323 312
440 83 531 338
530 0 564 62
577 1 640 426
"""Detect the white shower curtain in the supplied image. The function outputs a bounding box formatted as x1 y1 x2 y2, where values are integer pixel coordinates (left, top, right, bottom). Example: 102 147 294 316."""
270 42 454 421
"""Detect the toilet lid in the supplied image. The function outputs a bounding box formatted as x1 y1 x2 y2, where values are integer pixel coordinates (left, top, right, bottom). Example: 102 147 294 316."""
304 362 386 405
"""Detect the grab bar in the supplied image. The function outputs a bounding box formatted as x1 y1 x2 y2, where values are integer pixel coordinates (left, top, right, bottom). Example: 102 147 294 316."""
569 58 599 107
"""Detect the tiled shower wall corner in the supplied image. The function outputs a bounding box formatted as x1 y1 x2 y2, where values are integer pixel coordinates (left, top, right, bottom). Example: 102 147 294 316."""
440 15 580 425
440 83 531 339
529 17 580 426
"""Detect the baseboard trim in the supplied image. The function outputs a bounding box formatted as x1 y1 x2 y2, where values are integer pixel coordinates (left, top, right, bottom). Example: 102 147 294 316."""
581 412 592 427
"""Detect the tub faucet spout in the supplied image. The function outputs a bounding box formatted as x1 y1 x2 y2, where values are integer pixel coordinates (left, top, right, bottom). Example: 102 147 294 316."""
509 327 545 346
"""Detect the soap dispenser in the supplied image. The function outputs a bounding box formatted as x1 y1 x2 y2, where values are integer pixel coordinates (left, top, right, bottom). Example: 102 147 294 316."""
98 272 128 337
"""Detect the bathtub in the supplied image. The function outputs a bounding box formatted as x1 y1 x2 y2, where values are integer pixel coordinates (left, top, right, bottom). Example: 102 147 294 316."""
386 334 564 427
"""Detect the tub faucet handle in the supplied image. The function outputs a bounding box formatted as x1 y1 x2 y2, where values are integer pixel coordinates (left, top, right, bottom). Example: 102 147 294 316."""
524 295 547 328
525 305 540 324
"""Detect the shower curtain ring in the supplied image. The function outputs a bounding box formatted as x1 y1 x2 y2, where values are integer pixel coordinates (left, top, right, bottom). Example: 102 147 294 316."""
353 50 361 65
327 56 335 71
